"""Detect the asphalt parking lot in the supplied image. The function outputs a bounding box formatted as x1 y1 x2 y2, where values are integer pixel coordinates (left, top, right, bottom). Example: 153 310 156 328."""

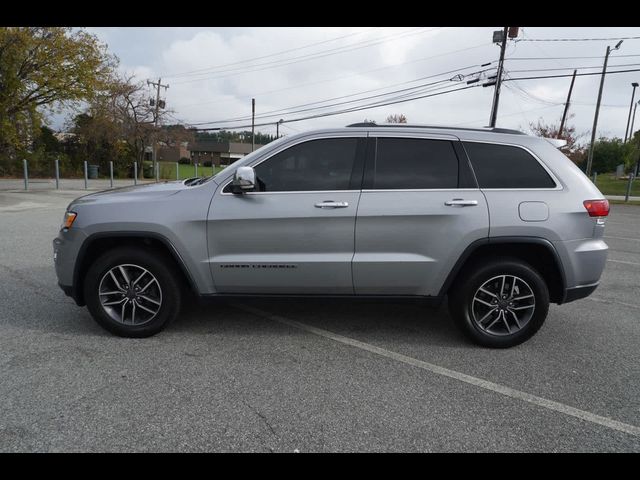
1 187 639 452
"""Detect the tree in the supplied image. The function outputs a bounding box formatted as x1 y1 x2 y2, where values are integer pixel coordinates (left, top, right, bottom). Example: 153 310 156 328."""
195 130 275 145
385 113 407 123
70 74 181 176
0 27 117 169
528 116 585 165
587 137 635 174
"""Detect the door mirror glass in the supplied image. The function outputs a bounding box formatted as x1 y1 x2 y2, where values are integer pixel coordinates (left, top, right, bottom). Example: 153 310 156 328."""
232 166 256 192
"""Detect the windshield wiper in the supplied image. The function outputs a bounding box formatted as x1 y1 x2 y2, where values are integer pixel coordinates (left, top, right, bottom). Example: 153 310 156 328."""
184 176 210 186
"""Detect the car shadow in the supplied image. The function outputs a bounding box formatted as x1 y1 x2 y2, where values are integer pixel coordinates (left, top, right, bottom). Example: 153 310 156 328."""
171 296 467 348
11 268 465 347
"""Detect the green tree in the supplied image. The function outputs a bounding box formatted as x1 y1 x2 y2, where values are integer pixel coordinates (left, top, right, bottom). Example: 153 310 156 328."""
0 27 116 172
588 137 635 174
195 130 275 145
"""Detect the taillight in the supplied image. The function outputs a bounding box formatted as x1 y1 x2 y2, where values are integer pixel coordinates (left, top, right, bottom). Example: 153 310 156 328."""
583 199 610 217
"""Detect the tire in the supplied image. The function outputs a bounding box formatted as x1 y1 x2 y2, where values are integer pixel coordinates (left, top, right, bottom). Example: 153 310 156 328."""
448 258 549 348
84 246 182 338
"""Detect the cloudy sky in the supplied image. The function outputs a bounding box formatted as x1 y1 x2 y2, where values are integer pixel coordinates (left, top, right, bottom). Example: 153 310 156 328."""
67 27 640 142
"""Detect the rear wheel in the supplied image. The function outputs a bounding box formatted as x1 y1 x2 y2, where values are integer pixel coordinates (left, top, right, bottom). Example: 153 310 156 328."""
448 258 549 348
84 247 182 337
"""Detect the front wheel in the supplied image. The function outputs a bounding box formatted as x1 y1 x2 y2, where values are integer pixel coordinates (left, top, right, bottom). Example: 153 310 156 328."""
84 247 182 337
448 258 549 348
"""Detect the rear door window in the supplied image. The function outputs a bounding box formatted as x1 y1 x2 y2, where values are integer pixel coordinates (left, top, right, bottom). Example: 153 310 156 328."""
371 138 459 189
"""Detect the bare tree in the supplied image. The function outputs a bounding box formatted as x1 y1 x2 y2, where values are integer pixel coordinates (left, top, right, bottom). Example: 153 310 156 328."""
385 113 407 124
83 74 178 164
528 115 586 164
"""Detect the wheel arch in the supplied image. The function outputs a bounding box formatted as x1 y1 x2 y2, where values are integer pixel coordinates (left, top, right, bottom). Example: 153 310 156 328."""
440 237 567 304
72 232 198 306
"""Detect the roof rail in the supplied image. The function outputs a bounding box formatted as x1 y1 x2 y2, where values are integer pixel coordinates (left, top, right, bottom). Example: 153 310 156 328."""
345 123 525 135
346 122 378 127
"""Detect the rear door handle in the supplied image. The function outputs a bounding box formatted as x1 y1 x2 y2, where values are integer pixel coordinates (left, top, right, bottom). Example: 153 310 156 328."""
444 199 478 207
315 201 349 209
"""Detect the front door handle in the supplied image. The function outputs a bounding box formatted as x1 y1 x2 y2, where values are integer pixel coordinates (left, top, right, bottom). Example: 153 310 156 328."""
315 201 349 209
445 199 478 207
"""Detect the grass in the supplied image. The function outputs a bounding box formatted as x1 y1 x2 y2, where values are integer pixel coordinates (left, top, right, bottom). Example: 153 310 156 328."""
608 199 640 206
157 162 226 180
592 173 640 196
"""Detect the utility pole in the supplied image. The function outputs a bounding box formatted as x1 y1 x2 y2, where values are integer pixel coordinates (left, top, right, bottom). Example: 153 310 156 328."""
489 27 509 128
558 70 577 138
276 119 283 138
586 41 623 177
147 78 169 175
251 98 256 152
624 82 639 142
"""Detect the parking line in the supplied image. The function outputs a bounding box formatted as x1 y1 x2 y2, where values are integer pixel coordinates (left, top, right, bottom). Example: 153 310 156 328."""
605 235 640 242
587 296 640 311
235 303 640 438
607 258 640 266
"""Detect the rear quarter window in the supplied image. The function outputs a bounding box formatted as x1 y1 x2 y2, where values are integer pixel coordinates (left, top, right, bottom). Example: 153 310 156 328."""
463 142 556 189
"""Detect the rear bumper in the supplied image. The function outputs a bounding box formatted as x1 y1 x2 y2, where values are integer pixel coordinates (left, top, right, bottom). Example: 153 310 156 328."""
58 282 73 297
552 238 608 291
562 283 599 304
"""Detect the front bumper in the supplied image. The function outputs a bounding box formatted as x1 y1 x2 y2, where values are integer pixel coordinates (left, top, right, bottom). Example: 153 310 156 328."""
53 228 87 305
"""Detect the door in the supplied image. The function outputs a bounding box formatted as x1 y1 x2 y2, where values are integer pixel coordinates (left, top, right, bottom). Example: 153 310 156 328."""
353 134 490 296
207 135 366 294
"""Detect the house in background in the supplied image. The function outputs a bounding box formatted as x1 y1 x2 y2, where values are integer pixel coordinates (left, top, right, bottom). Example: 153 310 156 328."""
187 140 264 166
157 141 190 162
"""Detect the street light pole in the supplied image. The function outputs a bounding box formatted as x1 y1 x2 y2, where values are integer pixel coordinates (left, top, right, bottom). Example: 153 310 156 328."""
624 82 639 142
586 41 623 177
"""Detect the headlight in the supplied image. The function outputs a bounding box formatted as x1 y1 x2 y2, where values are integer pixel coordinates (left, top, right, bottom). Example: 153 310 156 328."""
62 211 77 230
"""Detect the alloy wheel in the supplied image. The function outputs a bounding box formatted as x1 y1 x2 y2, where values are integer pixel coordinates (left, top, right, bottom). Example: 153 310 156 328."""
471 274 535 336
98 264 163 326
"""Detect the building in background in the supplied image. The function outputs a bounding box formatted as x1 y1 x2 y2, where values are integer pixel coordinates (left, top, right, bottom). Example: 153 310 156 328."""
187 140 264 166
157 141 190 162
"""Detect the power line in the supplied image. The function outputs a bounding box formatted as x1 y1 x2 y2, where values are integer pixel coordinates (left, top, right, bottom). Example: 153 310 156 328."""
506 54 640 61
187 68 636 132
161 27 379 79
503 82 562 106
453 104 561 127
194 84 480 131
192 81 459 126
506 62 640 73
503 68 640 82
172 42 493 110
186 63 492 126
516 36 640 42
172 28 440 85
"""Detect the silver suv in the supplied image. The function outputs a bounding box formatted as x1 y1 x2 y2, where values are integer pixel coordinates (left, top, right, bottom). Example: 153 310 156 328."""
53 124 609 347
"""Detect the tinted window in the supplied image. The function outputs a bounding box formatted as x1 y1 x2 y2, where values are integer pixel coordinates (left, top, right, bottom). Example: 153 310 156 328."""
373 138 458 189
463 142 556 189
252 138 358 192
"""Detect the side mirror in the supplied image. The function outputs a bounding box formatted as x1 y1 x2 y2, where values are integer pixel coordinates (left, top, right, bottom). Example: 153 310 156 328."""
232 166 256 193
